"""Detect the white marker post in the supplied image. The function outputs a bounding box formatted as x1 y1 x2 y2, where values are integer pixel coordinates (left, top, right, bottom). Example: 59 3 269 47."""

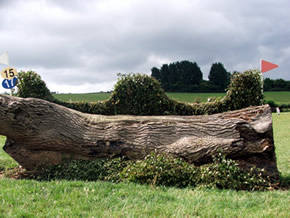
260 59 264 97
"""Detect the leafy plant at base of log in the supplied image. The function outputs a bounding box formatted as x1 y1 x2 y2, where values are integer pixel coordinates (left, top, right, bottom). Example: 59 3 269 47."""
34 157 129 183
33 152 271 191
199 152 271 190
119 152 200 188
16 69 264 115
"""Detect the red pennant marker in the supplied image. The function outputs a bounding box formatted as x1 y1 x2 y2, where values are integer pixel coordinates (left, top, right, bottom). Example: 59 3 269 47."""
261 60 279 73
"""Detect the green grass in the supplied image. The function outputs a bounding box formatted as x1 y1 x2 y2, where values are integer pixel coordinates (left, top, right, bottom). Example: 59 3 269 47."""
264 91 290 105
168 92 290 104
0 136 18 171
53 91 290 104
0 178 289 217
0 113 289 217
167 92 226 103
273 112 290 185
53 92 111 102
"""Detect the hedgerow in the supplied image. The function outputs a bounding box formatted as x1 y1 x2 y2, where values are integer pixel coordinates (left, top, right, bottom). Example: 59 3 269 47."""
50 69 264 115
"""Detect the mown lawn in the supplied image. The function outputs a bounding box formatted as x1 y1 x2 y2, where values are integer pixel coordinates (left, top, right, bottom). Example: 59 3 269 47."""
53 92 111 102
0 178 289 217
53 91 290 104
0 113 289 217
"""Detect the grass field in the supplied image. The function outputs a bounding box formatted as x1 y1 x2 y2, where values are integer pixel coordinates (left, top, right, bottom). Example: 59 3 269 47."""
53 91 290 104
0 112 289 217
54 92 111 102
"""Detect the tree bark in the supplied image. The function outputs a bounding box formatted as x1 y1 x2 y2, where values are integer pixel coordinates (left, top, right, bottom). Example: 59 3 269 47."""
0 94 279 180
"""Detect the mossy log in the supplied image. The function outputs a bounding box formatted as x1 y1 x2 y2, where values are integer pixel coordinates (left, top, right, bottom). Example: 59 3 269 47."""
0 94 279 180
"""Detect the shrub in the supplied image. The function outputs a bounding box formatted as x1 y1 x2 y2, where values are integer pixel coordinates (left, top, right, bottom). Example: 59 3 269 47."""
35 159 107 181
199 153 270 191
107 73 174 115
54 70 264 116
16 70 264 115
35 152 272 191
119 152 199 188
265 100 278 108
224 69 264 110
35 157 129 182
16 71 54 101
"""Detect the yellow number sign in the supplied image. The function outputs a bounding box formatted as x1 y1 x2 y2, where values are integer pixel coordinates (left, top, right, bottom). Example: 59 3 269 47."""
1 67 18 80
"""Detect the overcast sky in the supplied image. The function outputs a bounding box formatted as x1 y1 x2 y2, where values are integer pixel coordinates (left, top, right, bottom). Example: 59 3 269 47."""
1 0 289 93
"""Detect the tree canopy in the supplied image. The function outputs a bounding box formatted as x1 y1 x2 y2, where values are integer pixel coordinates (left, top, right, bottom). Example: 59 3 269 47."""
208 62 230 92
151 60 203 92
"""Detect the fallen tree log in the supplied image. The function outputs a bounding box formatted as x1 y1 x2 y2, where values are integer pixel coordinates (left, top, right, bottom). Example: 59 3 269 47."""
0 94 279 180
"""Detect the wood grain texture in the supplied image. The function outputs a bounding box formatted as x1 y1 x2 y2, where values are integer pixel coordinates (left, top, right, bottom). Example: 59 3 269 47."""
0 94 279 180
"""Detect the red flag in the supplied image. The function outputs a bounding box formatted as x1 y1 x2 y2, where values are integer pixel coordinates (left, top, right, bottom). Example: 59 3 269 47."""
261 60 279 73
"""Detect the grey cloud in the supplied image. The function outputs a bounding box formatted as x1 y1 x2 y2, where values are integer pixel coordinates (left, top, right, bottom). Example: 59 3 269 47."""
0 0 289 93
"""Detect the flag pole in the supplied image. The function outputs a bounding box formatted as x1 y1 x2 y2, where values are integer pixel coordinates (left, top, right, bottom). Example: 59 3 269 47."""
260 59 264 101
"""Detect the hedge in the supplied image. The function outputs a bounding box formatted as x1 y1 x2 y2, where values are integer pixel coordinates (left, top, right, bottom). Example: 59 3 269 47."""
52 69 264 115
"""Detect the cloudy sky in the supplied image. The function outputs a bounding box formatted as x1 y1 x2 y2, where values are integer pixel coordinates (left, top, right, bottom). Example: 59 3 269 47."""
0 0 289 93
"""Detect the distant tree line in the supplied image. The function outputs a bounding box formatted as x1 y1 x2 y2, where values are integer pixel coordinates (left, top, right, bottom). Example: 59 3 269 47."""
151 61 231 92
151 61 290 92
264 78 290 91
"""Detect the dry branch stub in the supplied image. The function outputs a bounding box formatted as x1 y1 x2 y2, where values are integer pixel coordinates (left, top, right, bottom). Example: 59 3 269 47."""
0 94 279 180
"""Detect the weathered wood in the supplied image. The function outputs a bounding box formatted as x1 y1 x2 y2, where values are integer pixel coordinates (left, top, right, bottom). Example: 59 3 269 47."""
0 94 279 180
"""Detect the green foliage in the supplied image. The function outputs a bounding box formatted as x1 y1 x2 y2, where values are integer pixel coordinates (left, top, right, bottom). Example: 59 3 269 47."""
265 100 278 108
35 158 129 182
106 73 174 115
53 91 290 105
35 152 271 191
208 62 230 92
224 69 264 110
55 70 264 115
52 99 112 115
151 60 203 92
120 153 199 188
16 71 54 101
36 159 106 181
199 153 270 191
15 70 264 115
264 78 290 91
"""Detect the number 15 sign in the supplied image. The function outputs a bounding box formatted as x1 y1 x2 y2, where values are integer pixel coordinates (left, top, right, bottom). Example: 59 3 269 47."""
1 67 18 89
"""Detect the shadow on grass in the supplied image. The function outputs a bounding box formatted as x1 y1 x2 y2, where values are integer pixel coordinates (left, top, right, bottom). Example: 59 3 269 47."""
280 175 290 190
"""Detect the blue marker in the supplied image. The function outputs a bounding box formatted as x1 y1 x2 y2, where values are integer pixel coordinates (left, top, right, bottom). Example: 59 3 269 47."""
2 77 18 89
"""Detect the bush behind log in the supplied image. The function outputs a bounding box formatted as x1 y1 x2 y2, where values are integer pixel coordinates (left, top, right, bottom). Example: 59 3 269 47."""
17 69 264 115
16 71 54 101
53 70 264 115
224 69 264 111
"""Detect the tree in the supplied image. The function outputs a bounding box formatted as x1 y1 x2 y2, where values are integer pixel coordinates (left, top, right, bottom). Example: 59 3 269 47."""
263 78 290 91
151 60 203 92
208 63 229 92
179 61 202 85
16 71 54 101
151 67 160 81
159 64 170 91
264 78 273 91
